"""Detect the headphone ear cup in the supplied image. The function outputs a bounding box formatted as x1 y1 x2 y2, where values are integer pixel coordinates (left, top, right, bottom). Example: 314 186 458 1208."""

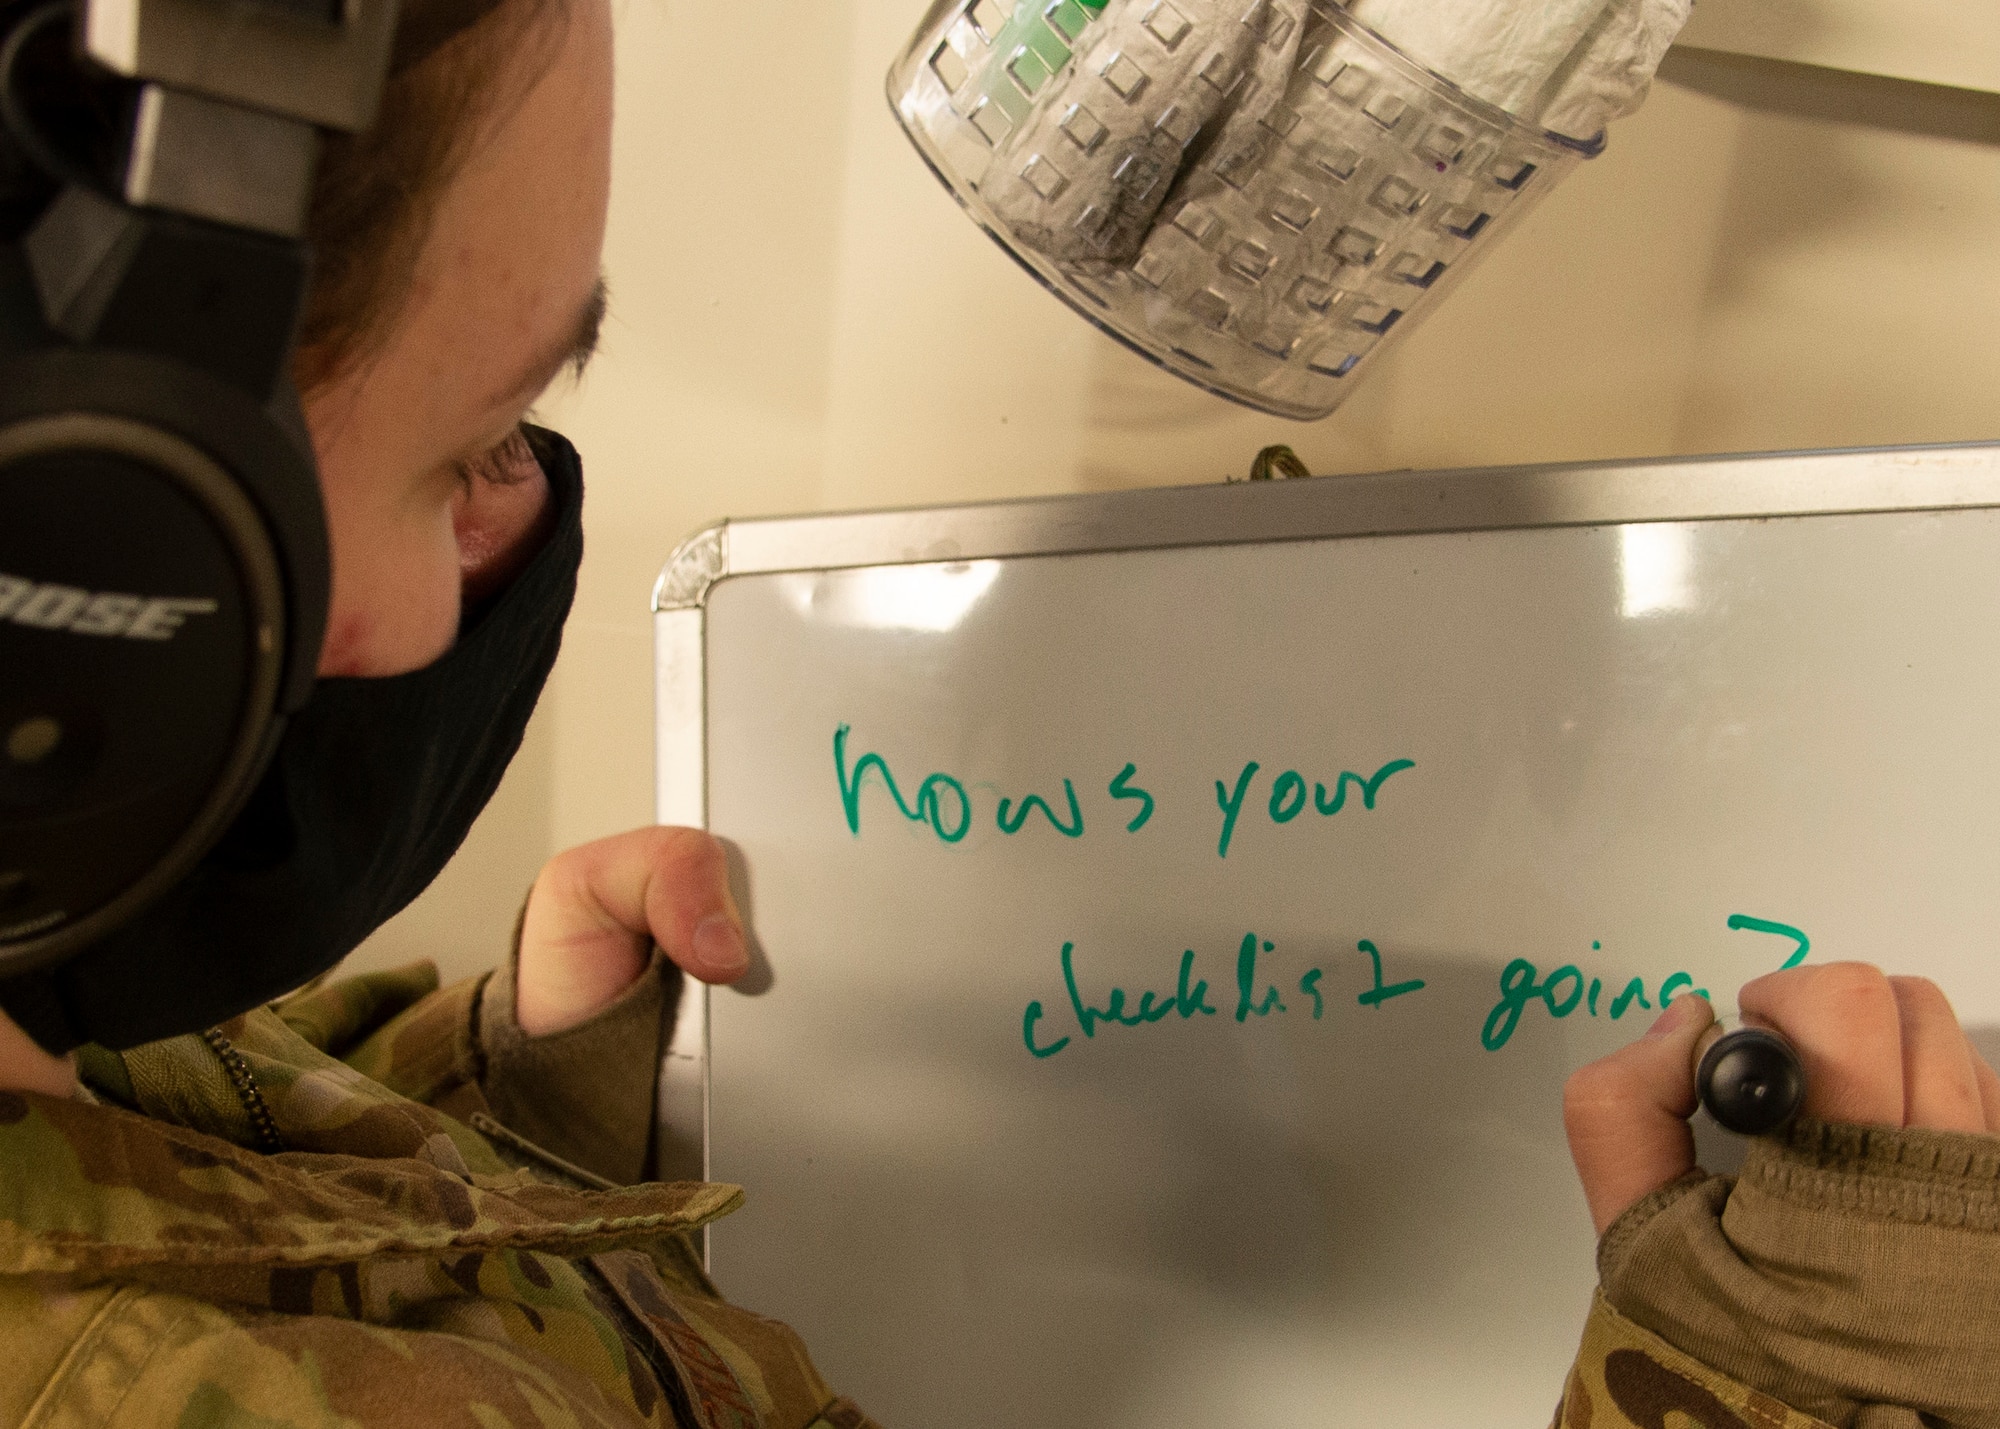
0 346 327 977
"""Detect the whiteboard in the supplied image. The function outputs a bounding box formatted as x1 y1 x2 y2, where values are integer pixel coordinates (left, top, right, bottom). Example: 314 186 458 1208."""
652 444 2000 1429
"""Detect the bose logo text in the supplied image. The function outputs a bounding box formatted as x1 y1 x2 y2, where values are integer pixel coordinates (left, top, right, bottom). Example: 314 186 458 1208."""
0 572 219 641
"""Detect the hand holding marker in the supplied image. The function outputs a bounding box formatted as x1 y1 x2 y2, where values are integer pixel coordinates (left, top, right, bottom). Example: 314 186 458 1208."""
1694 1016 1807 1135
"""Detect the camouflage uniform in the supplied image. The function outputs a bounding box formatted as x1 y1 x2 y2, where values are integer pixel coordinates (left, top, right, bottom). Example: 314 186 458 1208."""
0 959 878 1429
0 951 1980 1428
1558 1120 2000 1429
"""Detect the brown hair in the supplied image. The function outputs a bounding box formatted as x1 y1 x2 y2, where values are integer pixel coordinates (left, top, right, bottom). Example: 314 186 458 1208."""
290 0 568 394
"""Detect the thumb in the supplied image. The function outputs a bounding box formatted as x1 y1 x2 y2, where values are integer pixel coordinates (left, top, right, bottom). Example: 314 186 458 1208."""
515 827 748 1036
1562 992 1716 1235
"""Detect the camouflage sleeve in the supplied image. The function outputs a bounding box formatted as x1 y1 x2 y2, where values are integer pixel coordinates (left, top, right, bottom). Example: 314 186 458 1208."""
1554 1293 1835 1429
282 964 497 1125
1559 1117 2000 1428
0 1276 130 1426
277 943 668 1190
475 947 670 1188
591 1249 885 1429
275 961 448 1060
8 1277 670 1429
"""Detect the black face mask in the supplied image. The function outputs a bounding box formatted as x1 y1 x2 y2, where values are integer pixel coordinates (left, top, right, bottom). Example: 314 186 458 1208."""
0 426 584 1053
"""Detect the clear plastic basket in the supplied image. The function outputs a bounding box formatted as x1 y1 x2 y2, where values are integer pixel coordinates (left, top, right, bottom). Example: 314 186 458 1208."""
889 0 1604 420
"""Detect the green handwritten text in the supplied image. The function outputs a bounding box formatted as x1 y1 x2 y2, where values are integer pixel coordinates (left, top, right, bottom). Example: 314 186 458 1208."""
1479 916 1810 1051
1728 913 1810 968
998 780 1084 837
1213 758 1416 858
1234 934 1287 1020
1023 934 1428 1059
834 725 970 842
1109 763 1155 831
1357 939 1426 1007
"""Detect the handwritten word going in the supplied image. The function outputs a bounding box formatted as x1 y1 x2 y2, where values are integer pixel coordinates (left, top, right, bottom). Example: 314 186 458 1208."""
1479 914 1812 1050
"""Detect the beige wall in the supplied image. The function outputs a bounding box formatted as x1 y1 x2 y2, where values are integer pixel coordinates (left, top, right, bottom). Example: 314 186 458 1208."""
348 5 2000 987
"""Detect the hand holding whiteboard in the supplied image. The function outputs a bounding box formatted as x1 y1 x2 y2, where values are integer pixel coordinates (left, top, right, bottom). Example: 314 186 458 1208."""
653 443 2000 1428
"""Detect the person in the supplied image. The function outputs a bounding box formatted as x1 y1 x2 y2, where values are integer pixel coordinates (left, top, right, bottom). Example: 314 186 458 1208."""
1556 964 2000 1428
0 0 1991 1426
0 0 870 1423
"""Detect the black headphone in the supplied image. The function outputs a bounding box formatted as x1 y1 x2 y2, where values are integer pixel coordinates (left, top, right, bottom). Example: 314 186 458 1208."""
0 0 393 980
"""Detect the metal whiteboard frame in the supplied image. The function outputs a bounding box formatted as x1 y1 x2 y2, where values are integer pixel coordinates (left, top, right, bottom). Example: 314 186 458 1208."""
648 439 2000 1186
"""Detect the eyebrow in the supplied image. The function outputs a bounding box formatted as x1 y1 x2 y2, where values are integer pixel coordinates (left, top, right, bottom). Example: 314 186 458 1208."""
491 275 608 412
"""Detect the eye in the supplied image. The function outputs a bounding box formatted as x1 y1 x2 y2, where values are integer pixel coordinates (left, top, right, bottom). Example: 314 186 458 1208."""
452 425 539 489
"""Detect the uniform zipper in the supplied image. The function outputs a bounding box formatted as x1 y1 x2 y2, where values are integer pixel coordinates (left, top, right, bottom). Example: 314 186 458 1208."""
200 1027 285 1153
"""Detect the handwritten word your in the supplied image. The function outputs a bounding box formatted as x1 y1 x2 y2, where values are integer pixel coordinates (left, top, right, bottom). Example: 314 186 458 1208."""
834 725 1415 857
1023 934 1425 1059
1213 758 1412 857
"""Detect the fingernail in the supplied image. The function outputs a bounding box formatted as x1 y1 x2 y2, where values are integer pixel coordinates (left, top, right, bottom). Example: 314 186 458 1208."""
693 916 748 977
1644 994 1698 1040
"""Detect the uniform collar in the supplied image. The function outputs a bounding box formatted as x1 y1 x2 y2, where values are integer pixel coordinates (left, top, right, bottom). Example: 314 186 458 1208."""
0 1086 739 1286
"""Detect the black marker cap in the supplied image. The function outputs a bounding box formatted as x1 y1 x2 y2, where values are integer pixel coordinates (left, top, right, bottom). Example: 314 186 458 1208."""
1697 1026 1806 1136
